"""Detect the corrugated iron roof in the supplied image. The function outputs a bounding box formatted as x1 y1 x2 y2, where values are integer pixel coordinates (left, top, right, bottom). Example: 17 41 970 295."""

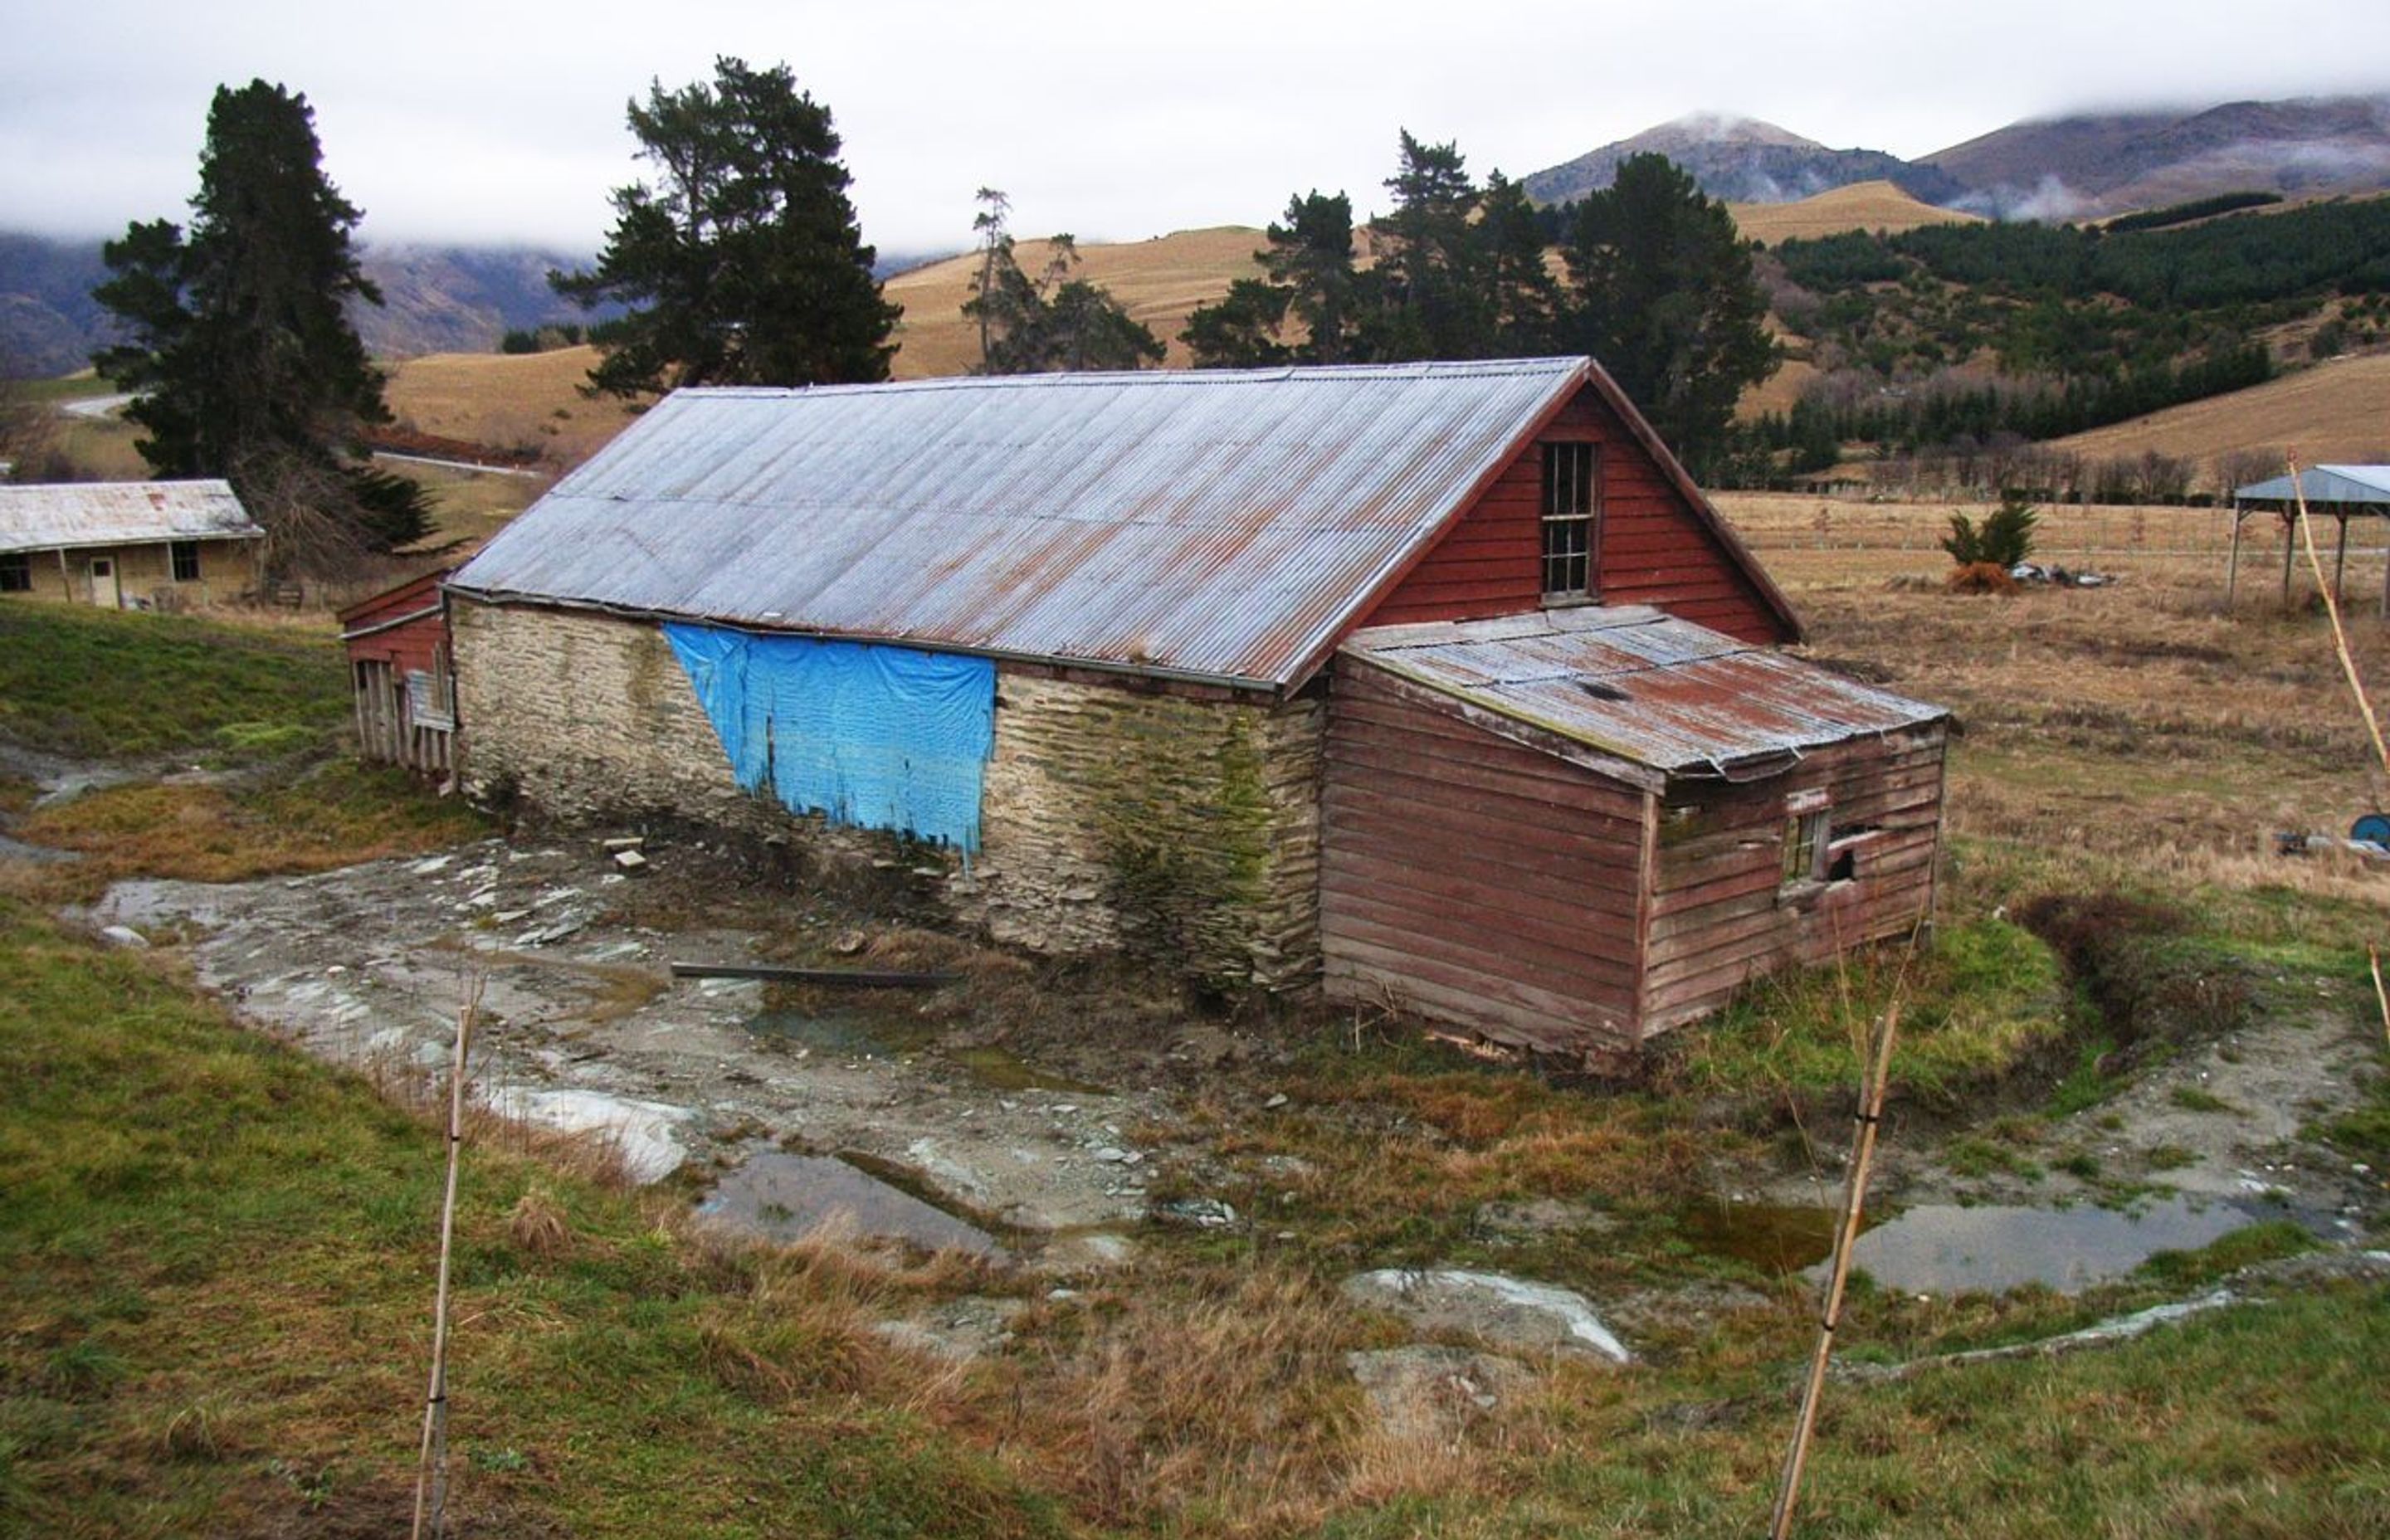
2234 465 2390 506
447 360 1593 688
1344 607 1945 779
0 480 262 554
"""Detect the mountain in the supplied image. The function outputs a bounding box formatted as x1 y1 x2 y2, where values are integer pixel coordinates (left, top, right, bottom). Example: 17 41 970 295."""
0 233 603 377
1522 113 1965 207
1923 95 2390 218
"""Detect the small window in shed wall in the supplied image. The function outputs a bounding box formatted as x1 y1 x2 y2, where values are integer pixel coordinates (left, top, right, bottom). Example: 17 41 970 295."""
0 552 28 592
170 541 201 582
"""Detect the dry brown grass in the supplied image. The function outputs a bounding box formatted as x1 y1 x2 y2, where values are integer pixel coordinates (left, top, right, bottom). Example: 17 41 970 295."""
381 346 643 468
1728 180 1986 246
1717 489 2390 912
2045 351 2390 475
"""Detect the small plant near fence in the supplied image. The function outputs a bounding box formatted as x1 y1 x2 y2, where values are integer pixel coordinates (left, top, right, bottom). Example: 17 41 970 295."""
1942 494 2040 592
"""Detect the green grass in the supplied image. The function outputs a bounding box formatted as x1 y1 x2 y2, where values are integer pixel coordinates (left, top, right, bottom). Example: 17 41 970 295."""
1658 915 2068 1104
0 898 1070 1538
0 602 347 762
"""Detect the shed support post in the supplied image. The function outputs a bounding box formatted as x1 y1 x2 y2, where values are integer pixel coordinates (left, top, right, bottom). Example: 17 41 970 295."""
2281 513 2296 607
2335 515 2350 604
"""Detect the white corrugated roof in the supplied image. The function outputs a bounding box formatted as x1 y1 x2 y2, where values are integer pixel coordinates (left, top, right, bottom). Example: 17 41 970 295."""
2233 465 2390 505
0 480 262 553
449 361 1603 688
1344 607 1946 780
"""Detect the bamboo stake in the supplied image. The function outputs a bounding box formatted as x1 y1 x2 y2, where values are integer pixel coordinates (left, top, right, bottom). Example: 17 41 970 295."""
2288 454 2390 782
412 990 476 1540
1768 1001 1902 1540
2369 947 2388 1050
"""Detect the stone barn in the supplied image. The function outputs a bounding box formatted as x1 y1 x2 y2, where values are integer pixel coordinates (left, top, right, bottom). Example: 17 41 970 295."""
445 358 1947 1058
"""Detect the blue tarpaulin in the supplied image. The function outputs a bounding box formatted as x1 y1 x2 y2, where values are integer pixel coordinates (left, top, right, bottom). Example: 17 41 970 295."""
664 623 997 851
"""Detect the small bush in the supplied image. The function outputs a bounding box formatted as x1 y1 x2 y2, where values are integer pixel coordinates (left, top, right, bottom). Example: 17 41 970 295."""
1941 495 2040 568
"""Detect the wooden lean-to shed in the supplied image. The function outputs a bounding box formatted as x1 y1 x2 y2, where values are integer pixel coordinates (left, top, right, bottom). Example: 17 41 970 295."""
338 568 457 777
443 358 1948 1059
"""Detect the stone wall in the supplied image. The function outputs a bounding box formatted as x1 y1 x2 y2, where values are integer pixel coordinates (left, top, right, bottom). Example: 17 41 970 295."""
451 598 1324 990
959 674 1321 992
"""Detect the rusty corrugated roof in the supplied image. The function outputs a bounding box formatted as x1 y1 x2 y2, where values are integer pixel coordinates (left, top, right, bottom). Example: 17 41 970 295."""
1343 607 1945 779
447 360 1593 688
0 480 261 554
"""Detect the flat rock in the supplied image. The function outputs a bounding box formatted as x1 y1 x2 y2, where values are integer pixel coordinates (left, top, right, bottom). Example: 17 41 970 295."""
1341 1268 1632 1363
1347 1345 1536 1441
1472 1198 1618 1240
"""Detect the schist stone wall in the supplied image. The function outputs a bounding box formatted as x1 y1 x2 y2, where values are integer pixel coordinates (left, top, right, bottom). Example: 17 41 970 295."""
449 598 1324 991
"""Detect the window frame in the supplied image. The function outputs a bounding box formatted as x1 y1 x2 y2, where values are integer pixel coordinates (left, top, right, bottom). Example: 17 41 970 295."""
1780 787 1831 892
1539 441 1600 604
170 540 201 582
0 551 29 593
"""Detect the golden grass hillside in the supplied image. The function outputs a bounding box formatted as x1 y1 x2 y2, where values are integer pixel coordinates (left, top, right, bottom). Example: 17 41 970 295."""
1729 179 1983 245
882 226 1270 377
382 345 644 467
2047 351 2390 473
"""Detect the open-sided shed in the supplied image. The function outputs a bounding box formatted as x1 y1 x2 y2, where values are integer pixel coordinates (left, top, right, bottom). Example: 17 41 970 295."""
2229 465 2390 611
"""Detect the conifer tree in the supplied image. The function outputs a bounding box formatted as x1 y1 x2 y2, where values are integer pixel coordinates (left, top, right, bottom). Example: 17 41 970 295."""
554 56 900 395
1563 154 1779 471
93 80 427 571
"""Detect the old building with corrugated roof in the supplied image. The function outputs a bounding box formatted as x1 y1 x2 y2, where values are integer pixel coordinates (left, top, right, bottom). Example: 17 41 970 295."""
0 480 264 608
445 358 1947 1058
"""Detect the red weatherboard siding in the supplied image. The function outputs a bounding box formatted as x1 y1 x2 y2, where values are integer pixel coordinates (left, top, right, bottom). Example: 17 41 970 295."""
1361 386 1785 643
339 569 448 676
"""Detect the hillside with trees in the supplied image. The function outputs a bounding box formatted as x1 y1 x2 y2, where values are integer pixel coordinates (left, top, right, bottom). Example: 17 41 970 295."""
1726 195 2390 486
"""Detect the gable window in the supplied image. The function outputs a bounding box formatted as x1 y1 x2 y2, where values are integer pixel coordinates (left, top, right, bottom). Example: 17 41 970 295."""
0 552 28 593
170 541 201 582
1540 441 1598 602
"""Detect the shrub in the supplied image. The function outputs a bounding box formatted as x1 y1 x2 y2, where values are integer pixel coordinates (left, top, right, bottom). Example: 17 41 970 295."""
1941 494 2040 568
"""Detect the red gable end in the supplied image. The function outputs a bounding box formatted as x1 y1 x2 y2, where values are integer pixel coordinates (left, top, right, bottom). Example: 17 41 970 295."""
1354 381 1795 646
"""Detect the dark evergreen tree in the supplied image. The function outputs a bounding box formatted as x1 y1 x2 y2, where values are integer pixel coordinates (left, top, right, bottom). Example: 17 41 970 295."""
963 193 1163 374
1479 170 1563 354
554 56 900 395
92 80 427 570
1563 154 1779 471
1181 191 1361 367
1359 132 1490 359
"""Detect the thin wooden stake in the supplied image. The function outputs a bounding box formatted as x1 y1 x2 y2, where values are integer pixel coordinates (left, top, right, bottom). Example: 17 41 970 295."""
1768 1001 1902 1540
2289 454 2390 782
412 989 476 1540
2368 946 2388 1050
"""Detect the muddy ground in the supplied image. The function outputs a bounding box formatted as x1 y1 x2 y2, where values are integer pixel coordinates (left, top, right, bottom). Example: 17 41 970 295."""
81 830 1300 1272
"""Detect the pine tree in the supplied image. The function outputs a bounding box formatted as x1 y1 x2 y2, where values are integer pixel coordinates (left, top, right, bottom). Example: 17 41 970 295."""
1360 132 1490 359
92 80 427 572
1181 191 1359 368
554 56 900 395
962 196 1163 374
1563 154 1780 472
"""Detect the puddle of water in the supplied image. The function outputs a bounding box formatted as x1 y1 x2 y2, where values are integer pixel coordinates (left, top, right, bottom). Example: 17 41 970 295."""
945 1045 1110 1096
1680 1199 1857 1274
746 1009 939 1058
698 1145 1006 1259
1819 1195 2261 1296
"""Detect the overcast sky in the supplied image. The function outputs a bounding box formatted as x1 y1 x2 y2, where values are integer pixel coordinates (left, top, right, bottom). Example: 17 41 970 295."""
3 1 2386 258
